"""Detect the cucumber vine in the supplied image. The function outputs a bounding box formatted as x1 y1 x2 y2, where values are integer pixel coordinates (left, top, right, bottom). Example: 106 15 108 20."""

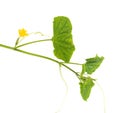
0 16 104 112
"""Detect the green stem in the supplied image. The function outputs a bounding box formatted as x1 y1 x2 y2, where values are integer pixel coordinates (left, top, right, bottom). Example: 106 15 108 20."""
61 63 80 78
61 62 83 65
0 43 79 79
0 43 59 63
15 38 52 48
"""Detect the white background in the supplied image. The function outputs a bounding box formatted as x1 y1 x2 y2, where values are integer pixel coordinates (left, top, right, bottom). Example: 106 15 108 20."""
0 0 120 113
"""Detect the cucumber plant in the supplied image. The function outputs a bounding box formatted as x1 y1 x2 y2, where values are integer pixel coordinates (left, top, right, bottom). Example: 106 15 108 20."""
0 16 104 112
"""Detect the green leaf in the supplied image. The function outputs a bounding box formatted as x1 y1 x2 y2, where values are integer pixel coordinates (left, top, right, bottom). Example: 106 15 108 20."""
85 55 104 74
52 16 75 63
80 77 94 101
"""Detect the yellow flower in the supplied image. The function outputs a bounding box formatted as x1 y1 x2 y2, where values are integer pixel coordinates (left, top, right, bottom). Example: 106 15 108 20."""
18 28 29 37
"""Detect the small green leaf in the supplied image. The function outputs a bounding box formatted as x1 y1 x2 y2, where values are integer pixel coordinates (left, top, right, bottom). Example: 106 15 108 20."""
85 55 104 74
52 16 75 63
80 77 94 101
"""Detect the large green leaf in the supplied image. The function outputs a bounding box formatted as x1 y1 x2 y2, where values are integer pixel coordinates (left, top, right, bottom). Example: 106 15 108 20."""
52 16 75 63
84 55 104 74
80 77 94 101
